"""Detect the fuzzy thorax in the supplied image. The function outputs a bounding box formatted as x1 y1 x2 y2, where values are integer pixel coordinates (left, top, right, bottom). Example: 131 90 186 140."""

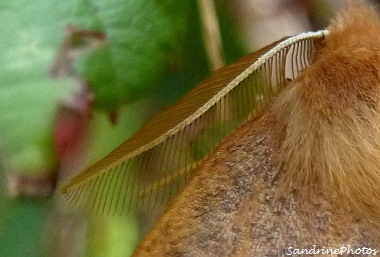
274 3 380 226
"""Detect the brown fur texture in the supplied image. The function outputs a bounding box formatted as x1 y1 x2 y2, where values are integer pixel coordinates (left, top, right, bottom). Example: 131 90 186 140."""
133 3 380 256
276 2 380 230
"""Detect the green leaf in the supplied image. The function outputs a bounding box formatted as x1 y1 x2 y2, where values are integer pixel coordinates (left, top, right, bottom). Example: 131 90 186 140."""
0 0 192 175
0 2 81 177
75 0 192 111
0 79 78 174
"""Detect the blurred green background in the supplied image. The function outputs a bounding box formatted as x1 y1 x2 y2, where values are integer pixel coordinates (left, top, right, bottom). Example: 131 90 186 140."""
0 0 353 256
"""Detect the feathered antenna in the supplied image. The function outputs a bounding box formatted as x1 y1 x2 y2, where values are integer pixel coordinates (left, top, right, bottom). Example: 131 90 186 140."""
61 30 327 214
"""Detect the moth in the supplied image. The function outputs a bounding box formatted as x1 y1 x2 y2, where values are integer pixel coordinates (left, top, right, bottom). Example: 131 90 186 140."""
62 3 380 256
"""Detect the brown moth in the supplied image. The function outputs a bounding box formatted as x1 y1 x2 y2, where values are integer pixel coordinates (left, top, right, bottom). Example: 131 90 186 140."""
62 2 380 256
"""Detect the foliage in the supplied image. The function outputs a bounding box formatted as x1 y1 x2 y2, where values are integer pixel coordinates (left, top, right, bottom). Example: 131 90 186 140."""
0 0 244 257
